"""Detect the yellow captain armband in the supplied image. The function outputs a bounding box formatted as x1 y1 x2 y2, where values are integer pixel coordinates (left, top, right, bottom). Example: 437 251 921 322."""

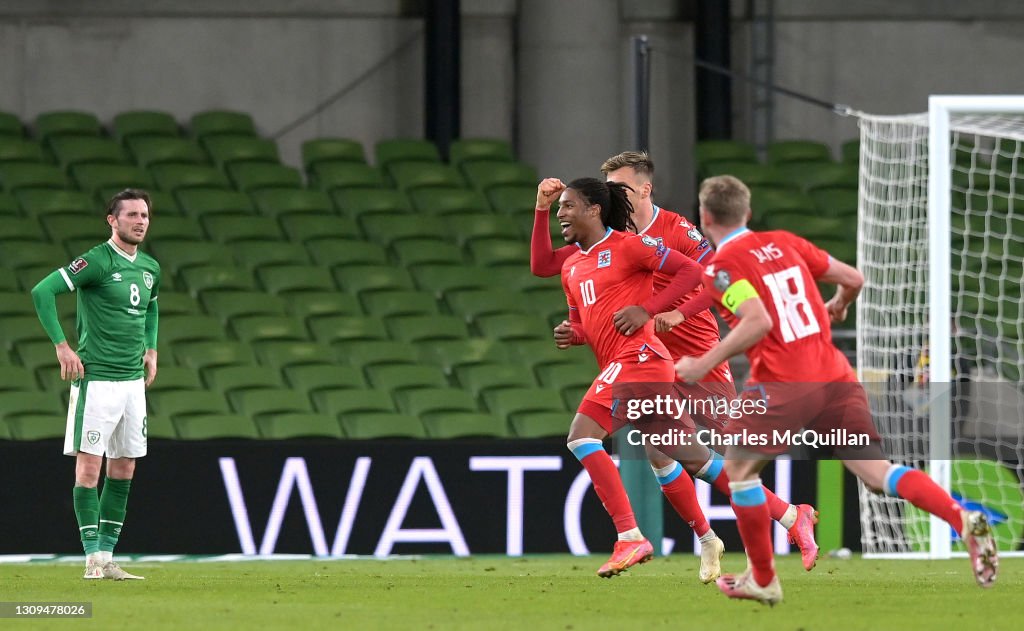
721 279 759 314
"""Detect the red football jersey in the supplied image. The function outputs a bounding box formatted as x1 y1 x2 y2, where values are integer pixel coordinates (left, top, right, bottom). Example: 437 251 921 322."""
561 229 673 368
640 206 722 359
702 228 854 383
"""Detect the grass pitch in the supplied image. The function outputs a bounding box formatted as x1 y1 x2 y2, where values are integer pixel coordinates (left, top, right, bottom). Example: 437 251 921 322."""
4 553 1018 630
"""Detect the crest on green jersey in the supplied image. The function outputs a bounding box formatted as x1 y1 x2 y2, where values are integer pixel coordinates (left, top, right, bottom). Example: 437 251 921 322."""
142 271 154 289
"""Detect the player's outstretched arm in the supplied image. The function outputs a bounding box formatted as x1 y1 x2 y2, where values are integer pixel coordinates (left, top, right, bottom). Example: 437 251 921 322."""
676 298 772 382
531 178 575 277
818 258 864 323
31 270 83 381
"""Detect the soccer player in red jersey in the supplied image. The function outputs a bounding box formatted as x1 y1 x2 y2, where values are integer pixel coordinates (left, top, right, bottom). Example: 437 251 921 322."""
676 175 998 605
531 153 819 579
540 175 711 578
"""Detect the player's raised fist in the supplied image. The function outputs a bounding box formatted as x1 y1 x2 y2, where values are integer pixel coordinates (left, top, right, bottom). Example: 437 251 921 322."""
654 309 685 333
536 178 566 208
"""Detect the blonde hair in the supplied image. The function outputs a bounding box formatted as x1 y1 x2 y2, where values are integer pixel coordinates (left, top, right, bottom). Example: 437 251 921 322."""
600 151 654 180
698 175 751 226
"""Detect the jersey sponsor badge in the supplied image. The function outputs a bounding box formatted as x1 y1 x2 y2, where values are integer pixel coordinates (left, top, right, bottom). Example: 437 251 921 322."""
597 250 612 268
713 269 731 292
687 227 703 241
68 258 89 275
641 235 659 248
143 271 154 289
111 272 122 282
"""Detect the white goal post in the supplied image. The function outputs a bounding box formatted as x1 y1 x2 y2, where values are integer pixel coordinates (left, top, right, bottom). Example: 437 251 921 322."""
857 96 1024 559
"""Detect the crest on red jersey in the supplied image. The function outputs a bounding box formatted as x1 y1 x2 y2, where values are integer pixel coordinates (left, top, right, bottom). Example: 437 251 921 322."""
713 269 731 291
687 227 703 241
597 250 612 268
641 235 659 247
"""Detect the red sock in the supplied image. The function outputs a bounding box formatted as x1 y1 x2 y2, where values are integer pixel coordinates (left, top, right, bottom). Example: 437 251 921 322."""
895 469 964 532
733 500 775 587
711 466 790 522
661 473 710 537
579 451 637 533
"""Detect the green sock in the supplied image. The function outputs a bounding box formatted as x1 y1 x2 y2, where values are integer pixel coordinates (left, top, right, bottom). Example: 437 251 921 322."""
73 486 100 555
98 478 131 553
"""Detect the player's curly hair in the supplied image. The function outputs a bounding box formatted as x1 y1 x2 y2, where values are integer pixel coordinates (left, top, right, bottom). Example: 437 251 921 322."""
566 178 637 233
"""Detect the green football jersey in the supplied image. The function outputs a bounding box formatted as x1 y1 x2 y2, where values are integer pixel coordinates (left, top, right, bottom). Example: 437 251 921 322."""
60 240 161 381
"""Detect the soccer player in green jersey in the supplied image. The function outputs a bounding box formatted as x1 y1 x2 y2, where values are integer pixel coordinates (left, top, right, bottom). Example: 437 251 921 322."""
31 189 160 580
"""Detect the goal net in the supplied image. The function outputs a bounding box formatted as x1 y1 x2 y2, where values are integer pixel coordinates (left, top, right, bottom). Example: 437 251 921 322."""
857 96 1024 558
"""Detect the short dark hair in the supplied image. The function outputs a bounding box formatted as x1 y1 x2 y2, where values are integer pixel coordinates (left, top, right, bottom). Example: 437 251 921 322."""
106 189 151 217
566 177 637 233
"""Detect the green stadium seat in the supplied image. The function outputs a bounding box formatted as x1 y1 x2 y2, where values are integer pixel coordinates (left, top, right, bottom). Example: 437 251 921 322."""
284 291 364 322
0 242 67 270
446 289 530 320
694 140 757 166
415 339 506 374
281 214 361 243
0 364 40 391
509 411 567 438
476 313 549 341
461 161 538 192
49 136 130 171
112 111 179 141
144 414 178 439
0 268 19 291
145 365 203 393
841 139 860 166
233 240 309 272
179 265 257 296
339 412 426 439
482 387 566 419
227 163 302 192
151 164 231 192
147 239 234 276
535 364 594 397
17 266 62 296
174 188 255 219
809 186 858 218
202 215 283 243
5 411 67 440
203 135 279 168
0 111 24 137
250 188 333 219
313 389 396 417
815 237 856 265
310 162 385 192
449 138 514 166
190 110 257 139
253 340 335 370
70 164 153 194
255 413 343 439
35 111 102 140
750 187 817 216
361 290 439 318
144 216 206 242
408 187 489 216
767 140 832 164
127 136 208 169
425 411 508 438
385 162 465 192
374 139 440 168
774 161 857 192
0 292 42 317
201 289 288 324
505 340 591 372
258 264 337 295
762 213 844 240
465 237 529 267
394 387 476 416
701 161 788 188
159 314 224 346
0 138 46 163
307 315 387 344
0 163 68 191
490 267 561 294
411 264 490 297
40 214 110 244
173 341 256 373
454 363 536 397
359 213 446 247
229 389 313 418
147 190 183 216
149 390 232 418
486 184 536 214
283 363 367 396
0 192 20 218
365 364 449 391
230 315 308 344
386 315 469 343
174 414 260 440
445 213 520 246
303 240 386 270
302 138 366 172
0 391 63 423
337 340 417 368
331 188 411 219
333 265 414 296
392 238 464 266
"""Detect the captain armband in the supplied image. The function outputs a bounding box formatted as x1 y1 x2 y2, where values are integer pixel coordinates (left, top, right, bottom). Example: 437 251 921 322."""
721 279 759 314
